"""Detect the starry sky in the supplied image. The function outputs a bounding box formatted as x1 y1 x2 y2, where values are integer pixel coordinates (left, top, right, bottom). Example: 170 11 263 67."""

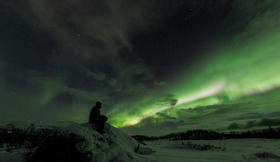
1 0 280 136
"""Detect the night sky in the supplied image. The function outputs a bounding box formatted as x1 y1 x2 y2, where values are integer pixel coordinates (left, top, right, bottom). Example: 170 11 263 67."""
1 0 280 136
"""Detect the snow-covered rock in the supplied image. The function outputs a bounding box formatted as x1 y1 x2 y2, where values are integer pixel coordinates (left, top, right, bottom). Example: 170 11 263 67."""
27 123 144 162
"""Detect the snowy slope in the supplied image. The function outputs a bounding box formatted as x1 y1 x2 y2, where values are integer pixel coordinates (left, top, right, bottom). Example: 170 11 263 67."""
27 122 150 162
62 123 143 161
1 122 150 162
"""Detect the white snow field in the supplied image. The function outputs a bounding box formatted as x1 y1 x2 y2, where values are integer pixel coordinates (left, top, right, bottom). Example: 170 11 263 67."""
1 122 280 162
139 139 280 162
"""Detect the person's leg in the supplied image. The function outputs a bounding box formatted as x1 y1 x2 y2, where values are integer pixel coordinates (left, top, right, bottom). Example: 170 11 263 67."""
100 122 105 130
96 122 105 133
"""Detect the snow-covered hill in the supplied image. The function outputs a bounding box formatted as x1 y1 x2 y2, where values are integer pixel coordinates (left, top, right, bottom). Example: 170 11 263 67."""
29 123 144 161
0 122 149 162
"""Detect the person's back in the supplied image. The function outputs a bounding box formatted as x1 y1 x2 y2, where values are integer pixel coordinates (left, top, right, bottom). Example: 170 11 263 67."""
89 101 108 133
89 104 101 123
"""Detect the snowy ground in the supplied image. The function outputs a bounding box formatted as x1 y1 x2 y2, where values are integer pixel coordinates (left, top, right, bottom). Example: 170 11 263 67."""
1 122 280 162
1 139 280 162
138 138 280 162
0 148 25 162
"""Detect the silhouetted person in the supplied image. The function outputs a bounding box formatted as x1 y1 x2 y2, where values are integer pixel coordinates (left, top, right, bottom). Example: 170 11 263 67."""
89 101 108 133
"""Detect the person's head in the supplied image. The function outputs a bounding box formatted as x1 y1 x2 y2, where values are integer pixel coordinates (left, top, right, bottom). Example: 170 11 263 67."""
96 101 102 108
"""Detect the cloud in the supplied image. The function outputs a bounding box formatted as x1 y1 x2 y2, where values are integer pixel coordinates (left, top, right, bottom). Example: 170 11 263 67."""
176 96 280 132
50 92 75 107
2 0 185 107
122 116 194 136
0 62 99 121
228 112 280 121
160 94 178 107
245 118 280 128
1 0 176 119
156 112 177 121
154 81 167 87
9 0 180 58
228 122 240 130
228 118 280 130
107 93 179 128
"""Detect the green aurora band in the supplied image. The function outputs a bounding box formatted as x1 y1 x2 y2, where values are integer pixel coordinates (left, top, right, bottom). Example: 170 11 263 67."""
108 6 280 129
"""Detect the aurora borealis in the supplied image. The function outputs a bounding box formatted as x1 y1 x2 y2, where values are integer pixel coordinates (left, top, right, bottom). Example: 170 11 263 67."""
1 0 280 136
